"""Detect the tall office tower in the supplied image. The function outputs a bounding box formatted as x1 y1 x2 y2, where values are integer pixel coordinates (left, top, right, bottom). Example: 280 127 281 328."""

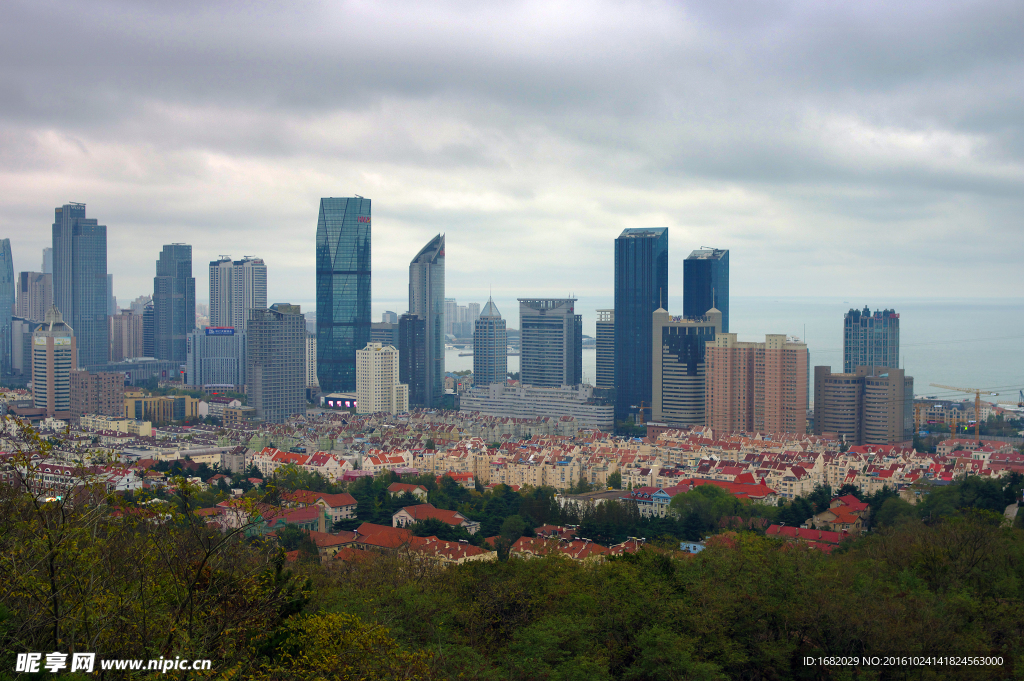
595 309 615 389
843 307 899 373
52 203 108 368
382 311 398 324
473 297 507 387
186 327 246 389
813 366 914 445
143 303 155 357
468 302 481 332
356 342 409 415
683 248 729 333
316 197 371 392
107 273 117 315
17 272 52 322
109 310 145 361
247 303 305 423
153 244 196 363
652 306 722 426
371 322 399 347
705 334 808 435
32 305 76 418
42 247 53 275
209 255 268 332
12 318 43 375
130 295 151 315
444 298 458 336
305 331 319 387
70 370 124 418
398 313 427 407
409 235 445 407
519 298 582 388
614 228 669 421
0 240 13 375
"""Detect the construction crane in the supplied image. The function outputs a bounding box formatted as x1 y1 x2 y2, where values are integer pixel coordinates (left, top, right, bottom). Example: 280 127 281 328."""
929 383 999 443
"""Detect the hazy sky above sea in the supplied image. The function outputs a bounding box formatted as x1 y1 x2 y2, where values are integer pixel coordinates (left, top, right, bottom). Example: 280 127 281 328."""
2 0 1023 311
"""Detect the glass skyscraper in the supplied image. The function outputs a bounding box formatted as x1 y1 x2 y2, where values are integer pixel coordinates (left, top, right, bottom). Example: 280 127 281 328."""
473 297 507 387
0 239 13 375
52 203 109 368
316 197 371 392
153 244 196 363
614 228 669 422
519 298 582 388
844 307 899 373
408 235 444 407
683 248 729 332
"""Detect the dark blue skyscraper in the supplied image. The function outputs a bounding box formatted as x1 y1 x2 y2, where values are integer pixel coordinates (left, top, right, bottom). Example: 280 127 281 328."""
52 203 108 368
408 235 444 407
316 197 371 392
0 240 13 375
683 248 729 333
153 244 196 363
614 228 669 423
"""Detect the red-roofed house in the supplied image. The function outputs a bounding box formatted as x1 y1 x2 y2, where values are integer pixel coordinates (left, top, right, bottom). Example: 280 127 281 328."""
392 503 481 534
387 482 429 501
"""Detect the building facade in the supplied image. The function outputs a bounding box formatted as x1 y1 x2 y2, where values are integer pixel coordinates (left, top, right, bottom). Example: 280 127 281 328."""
92 358 181 386
813 365 914 445
473 297 507 387
16 271 52 323
356 342 409 415
71 370 125 418
0 239 12 375
652 307 721 427
316 197 371 392
843 307 899 373
370 322 399 346
186 327 247 389
305 331 319 387
109 310 145 362
519 298 582 388
247 304 306 423
52 203 108 368
408 234 445 407
209 255 267 332
459 383 614 431
683 248 729 333
614 228 669 422
705 333 808 435
595 309 614 390
153 244 196 363
32 305 76 418
398 313 427 407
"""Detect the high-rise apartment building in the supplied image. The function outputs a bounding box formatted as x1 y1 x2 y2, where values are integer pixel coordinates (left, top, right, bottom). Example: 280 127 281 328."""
153 244 195 363
109 310 145 362
813 365 914 445
305 332 319 388
444 298 458 336
70 370 124 418
614 228 668 421
16 272 52 323
52 203 108 368
705 334 808 435
130 295 151 315
382 311 399 324
209 256 267 332
12 318 43 375
519 298 582 388
844 307 899 373
356 342 409 415
473 297 507 387
595 309 615 390
107 273 117 316
0 239 13 375
408 235 445 407
42 248 53 275
316 197 371 392
398 313 427 407
652 306 722 427
32 305 76 418
143 303 155 357
683 248 729 333
247 304 306 423
187 327 247 389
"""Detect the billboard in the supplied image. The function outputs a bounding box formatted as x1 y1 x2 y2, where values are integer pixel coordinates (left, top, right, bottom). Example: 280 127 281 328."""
206 327 235 336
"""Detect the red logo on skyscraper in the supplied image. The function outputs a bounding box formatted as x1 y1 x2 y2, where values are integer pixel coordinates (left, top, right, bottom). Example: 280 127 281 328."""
357 217 371 223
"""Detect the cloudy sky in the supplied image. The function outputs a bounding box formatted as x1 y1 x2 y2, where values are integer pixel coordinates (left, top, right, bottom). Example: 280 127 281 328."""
2 0 1022 316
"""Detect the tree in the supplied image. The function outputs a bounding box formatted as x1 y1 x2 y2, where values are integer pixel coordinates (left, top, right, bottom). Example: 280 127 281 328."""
875 496 917 527
607 470 622 490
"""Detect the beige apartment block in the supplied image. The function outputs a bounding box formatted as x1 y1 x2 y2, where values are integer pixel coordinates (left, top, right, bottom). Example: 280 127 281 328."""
356 342 409 415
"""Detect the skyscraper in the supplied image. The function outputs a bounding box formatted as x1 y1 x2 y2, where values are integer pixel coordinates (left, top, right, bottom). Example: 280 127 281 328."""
209 255 267 332
683 248 729 333
0 240 13 375
518 298 582 388
109 310 145 361
143 303 155 357
652 307 722 427
247 303 305 423
356 342 409 415
16 272 52 322
107 273 117 315
595 309 615 389
316 197 371 392
813 365 913 445
843 307 899 373
32 305 76 418
187 327 247 389
42 248 53 275
473 297 507 387
52 203 108 368
398 313 427 407
408 235 445 407
153 244 196 363
614 228 668 422
305 332 319 388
